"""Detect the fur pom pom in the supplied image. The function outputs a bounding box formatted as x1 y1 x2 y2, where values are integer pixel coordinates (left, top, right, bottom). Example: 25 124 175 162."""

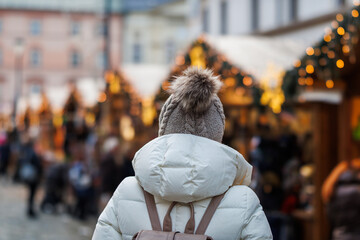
170 67 222 114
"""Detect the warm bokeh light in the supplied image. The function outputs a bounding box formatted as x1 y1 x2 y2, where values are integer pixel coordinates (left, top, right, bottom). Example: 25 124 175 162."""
326 79 334 88
298 77 305 85
98 92 107 103
225 77 236 87
306 47 314 56
293 60 301 68
353 9 360 17
305 77 314 86
336 13 344 22
306 65 314 74
243 76 253 86
331 21 339 28
342 45 350 54
324 34 332 42
298 68 306 77
336 59 345 68
337 27 345 35
328 51 335 59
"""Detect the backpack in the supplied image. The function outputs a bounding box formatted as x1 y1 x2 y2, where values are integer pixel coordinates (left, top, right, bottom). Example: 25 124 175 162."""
133 189 225 240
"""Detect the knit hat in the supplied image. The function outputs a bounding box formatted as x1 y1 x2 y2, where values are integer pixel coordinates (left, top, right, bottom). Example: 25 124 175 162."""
158 67 225 143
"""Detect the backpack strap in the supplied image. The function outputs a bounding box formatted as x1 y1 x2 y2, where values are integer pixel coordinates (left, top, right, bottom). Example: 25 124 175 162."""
142 189 162 231
195 192 226 235
163 201 195 234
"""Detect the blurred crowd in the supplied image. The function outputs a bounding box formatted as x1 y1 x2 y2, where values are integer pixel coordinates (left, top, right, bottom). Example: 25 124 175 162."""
0 127 135 221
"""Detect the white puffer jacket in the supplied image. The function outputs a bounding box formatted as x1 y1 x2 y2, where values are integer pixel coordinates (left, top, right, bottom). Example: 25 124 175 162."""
92 134 272 240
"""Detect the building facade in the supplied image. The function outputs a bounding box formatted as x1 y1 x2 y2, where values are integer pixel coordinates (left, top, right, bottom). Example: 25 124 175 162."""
191 0 354 37
122 0 190 65
0 0 122 114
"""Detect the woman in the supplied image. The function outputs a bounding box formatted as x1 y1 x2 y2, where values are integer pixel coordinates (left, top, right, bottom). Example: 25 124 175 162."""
92 67 272 240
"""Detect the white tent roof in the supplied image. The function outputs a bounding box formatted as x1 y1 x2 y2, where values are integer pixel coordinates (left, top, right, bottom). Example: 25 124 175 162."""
121 64 169 98
206 22 330 80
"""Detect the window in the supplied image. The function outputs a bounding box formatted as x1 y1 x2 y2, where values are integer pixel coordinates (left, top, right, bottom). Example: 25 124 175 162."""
70 51 81 68
290 0 298 22
96 22 107 36
70 21 81 36
338 0 345 6
30 20 41 35
251 0 259 31
96 52 107 69
276 0 284 26
220 1 228 35
202 8 209 33
30 49 41 67
133 43 141 63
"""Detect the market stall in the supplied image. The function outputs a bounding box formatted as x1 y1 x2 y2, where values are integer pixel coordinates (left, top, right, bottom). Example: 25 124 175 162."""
283 4 360 239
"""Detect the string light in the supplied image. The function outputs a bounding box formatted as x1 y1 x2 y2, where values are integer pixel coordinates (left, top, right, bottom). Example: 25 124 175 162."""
342 45 350 54
328 51 335 59
321 46 329 53
315 48 321 56
331 21 339 28
305 77 314 86
324 34 332 42
293 60 301 68
352 9 359 17
225 77 236 87
98 92 107 103
298 68 306 77
326 79 334 88
336 59 345 68
336 13 344 22
306 47 314 56
306 65 314 74
337 27 345 35
298 77 306 85
243 76 253 86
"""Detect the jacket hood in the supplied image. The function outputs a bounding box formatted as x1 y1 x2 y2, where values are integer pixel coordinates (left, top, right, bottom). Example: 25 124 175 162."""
132 134 252 203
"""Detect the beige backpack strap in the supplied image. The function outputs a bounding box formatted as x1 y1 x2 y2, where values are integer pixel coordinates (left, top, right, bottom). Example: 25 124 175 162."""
195 192 226 235
163 202 196 234
142 188 162 231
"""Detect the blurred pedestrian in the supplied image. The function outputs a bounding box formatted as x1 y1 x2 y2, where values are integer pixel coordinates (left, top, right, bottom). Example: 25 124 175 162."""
0 131 11 177
98 137 120 210
68 143 93 220
18 135 43 218
41 163 69 213
322 159 360 240
93 67 272 239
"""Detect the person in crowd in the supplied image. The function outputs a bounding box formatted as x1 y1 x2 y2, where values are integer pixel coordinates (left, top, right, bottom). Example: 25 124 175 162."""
41 163 69 213
18 135 43 218
68 143 93 220
98 137 121 210
92 67 272 239
0 131 11 177
322 158 360 240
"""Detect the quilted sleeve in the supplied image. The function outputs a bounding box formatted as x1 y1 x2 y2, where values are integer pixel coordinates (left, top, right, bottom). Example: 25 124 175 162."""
92 195 123 240
240 189 273 240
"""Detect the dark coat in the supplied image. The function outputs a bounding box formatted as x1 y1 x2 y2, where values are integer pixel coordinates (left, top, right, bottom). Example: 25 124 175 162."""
328 169 360 240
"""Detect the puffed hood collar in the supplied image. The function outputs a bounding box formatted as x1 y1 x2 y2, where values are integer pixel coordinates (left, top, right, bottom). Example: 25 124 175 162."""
132 134 252 203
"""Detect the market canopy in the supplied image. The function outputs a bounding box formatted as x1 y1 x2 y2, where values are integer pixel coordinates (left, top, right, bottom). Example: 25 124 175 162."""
121 64 169 98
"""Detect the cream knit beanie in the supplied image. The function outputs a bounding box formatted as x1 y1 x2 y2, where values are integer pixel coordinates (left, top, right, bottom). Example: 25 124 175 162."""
158 67 225 143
